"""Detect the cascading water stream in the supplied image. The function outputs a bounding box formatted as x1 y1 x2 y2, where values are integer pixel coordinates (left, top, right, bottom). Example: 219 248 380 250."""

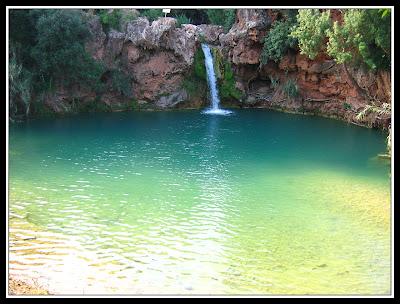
201 44 233 115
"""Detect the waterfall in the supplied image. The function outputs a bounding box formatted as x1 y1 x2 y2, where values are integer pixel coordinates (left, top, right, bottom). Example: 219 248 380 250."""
201 44 233 115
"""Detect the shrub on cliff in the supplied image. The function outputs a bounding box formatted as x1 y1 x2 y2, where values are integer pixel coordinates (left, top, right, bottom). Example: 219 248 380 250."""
326 9 391 70
98 9 122 32
219 61 243 100
282 78 299 99
110 69 132 97
9 9 106 119
30 9 103 91
194 48 207 80
289 9 390 70
260 14 298 65
289 9 332 60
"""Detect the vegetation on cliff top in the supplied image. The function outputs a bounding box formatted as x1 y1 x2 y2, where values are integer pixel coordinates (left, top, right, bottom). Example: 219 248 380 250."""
260 12 298 65
326 9 391 70
290 9 332 60
289 9 391 70
260 8 391 72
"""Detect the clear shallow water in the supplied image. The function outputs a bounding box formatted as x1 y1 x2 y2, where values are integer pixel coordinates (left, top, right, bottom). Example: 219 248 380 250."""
8 109 391 295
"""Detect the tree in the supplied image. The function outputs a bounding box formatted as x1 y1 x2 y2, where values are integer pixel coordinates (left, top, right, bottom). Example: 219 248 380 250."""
326 9 391 70
30 9 103 91
289 9 332 60
260 12 297 65
9 9 107 120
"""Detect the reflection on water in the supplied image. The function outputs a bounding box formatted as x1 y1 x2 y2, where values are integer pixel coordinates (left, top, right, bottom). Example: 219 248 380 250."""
8 110 391 294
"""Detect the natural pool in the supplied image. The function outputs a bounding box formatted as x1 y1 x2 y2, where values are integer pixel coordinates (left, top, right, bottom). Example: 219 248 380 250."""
8 109 391 295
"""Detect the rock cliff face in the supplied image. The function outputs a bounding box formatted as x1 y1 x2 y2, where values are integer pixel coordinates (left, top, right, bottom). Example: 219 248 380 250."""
46 14 208 112
87 16 198 107
216 9 391 128
45 9 390 129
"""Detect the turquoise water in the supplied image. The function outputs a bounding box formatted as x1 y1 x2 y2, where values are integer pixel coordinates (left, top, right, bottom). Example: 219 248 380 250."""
8 109 391 295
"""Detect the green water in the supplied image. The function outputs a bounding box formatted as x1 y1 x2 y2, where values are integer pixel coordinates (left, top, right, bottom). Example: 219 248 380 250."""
8 109 391 295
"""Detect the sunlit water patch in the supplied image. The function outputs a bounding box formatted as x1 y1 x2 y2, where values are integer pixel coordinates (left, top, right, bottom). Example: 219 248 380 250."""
8 110 391 295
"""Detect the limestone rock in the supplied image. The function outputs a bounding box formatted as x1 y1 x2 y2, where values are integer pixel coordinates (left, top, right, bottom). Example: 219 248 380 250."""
154 89 188 108
197 24 224 44
119 9 140 32
85 14 106 61
220 9 270 65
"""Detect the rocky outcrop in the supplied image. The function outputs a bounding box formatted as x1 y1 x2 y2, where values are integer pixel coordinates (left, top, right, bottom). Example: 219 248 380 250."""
215 9 391 128
197 24 224 44
237 50 392 127
220 9 270 65
85 16 237 106
154 89 188 109
83 16 222 105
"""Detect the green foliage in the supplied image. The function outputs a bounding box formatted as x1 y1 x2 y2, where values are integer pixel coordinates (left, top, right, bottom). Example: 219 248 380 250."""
140 9 162 22
109 69 132 97
326 9 391 70
182 78 197 96
269 76 280 89
206 9 236 32
129 98 138 110
194 48 206 80
282 78 299 98
290 9 332 60
175 14 192 27
30 9 104 91
260 16 297 65
9 9 110 119
181 47 208 99
343 102 352 110
189 47 241 101
9 10 37 69
379 8 391 18
211 48 223 79
77 98 111 113
119 9 139 30
31 100 56 118
219 61 243 100
98 9 122 32
182 52 207 99
286 8 390 70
